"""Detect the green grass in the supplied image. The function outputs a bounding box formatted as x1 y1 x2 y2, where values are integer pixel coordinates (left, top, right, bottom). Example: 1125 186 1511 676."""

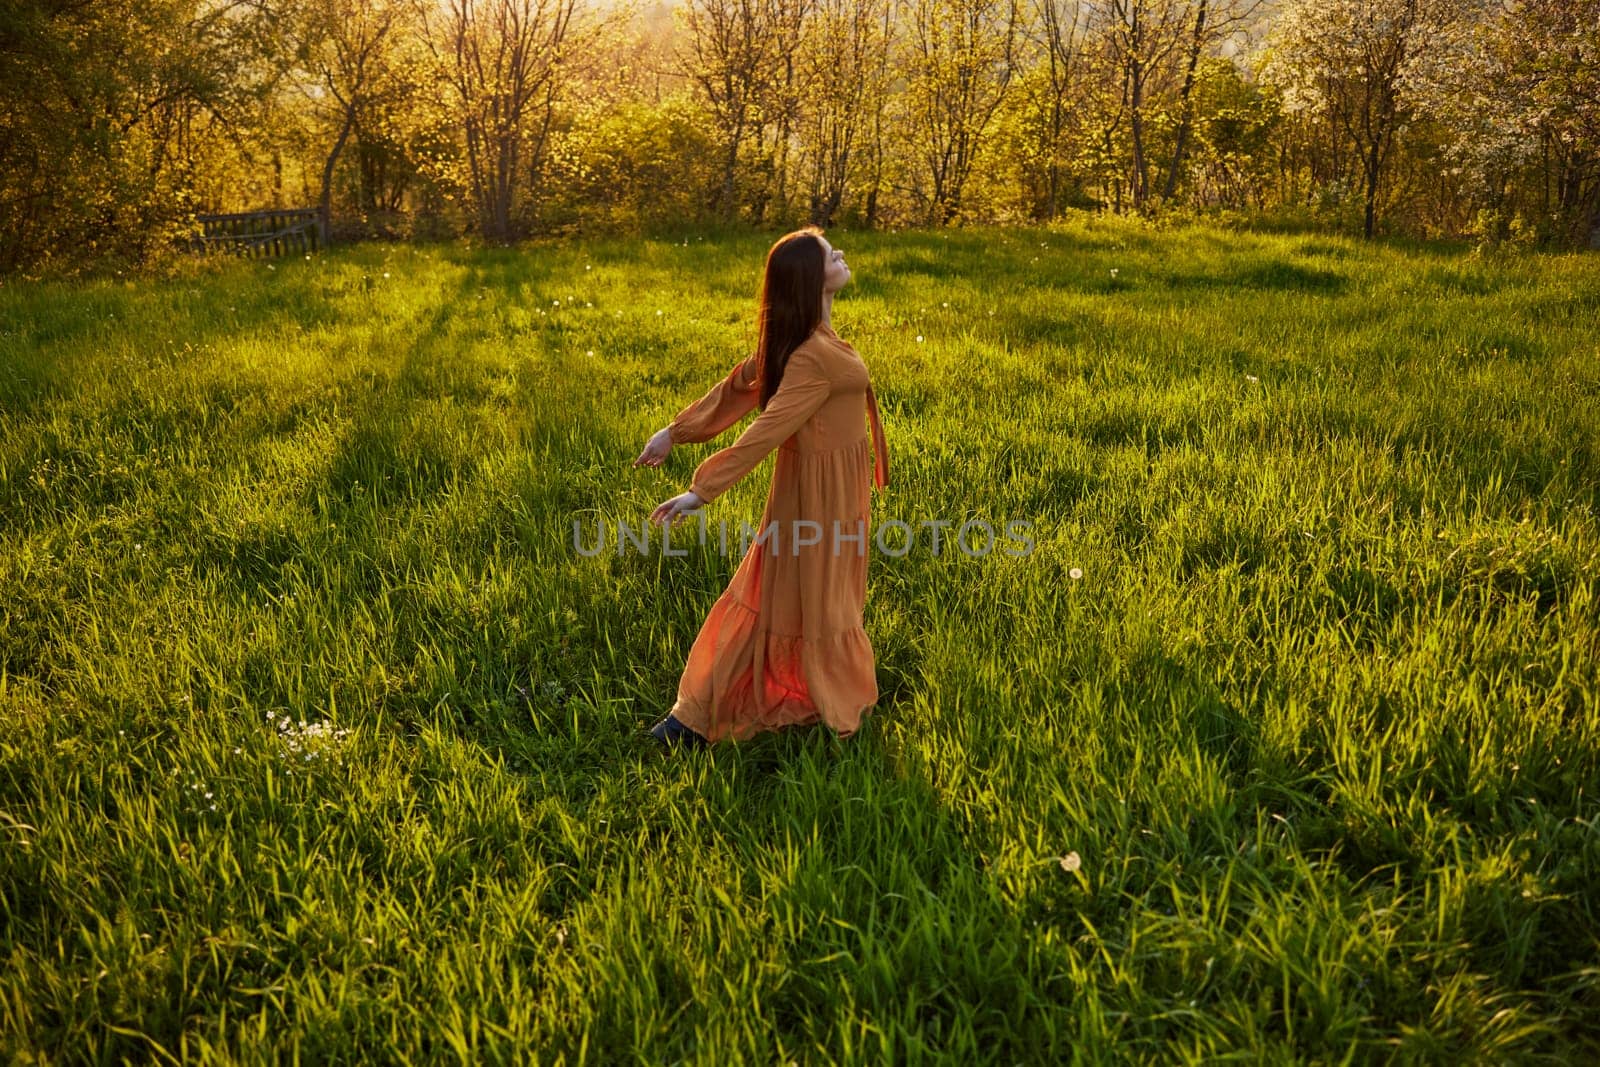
2 218 1598 1063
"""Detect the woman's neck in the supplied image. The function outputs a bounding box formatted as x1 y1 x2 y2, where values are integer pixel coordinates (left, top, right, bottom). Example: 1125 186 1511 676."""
820 291 834 328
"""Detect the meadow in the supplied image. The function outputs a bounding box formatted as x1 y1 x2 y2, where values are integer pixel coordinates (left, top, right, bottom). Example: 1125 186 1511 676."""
1 219 1598 1063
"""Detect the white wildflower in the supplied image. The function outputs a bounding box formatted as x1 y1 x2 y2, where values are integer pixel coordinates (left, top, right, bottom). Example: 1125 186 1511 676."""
270 714 352 766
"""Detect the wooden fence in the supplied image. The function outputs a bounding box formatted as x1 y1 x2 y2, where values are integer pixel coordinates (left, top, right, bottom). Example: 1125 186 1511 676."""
190 208 326 258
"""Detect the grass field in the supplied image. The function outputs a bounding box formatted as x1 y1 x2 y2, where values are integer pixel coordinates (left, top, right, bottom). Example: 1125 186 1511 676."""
2 219 1599 1063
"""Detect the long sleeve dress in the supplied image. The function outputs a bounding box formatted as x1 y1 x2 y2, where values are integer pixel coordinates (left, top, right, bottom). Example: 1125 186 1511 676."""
664 321 890 743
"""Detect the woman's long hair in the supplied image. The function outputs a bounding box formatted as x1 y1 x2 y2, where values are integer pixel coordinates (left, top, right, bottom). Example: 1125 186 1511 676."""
755 225 827 410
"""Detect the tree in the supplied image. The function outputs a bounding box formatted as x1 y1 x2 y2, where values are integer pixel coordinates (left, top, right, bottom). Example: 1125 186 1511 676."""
1020 0 1091 218
275 0 407 238
903 0 1023 224
750 0 813 224
1435 0 1600 246
675 0 781 222
1094 0 1190 210
0 0 278 271
421 0 578 242
1265 0 1466 237
1160 0 1262 201
1186 56 1279 208
795 0 893 225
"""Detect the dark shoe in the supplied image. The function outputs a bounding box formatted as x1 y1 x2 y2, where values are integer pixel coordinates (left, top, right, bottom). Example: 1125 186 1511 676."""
649 713 709 749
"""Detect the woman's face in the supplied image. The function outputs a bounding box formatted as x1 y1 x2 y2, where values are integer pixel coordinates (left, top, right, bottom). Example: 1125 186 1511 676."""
819 236 851 294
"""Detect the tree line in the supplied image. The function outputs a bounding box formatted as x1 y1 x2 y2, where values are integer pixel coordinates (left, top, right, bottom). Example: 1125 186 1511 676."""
1 0 1596 273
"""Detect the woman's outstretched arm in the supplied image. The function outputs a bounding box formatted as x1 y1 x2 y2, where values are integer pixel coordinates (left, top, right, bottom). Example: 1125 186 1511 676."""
667 351 762 445
688 348 832 504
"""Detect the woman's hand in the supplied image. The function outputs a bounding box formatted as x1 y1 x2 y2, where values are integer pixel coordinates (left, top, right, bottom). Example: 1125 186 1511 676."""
633 427 673 468
651 490 705 529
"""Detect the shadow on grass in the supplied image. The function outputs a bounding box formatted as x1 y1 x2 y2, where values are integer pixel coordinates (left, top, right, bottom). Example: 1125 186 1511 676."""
432 680 1073 1059
1160 261 1349 295
189 251 583 604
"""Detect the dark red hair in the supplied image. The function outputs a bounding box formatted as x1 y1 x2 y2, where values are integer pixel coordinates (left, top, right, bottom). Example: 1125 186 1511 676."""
755 225 827 409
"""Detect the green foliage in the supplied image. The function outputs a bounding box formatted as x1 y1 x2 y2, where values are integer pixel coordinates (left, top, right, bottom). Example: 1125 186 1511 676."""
0 0 282 275
2 225 1599 1060
1186 59 1282 210
969 64 1098 223
541 94 722 234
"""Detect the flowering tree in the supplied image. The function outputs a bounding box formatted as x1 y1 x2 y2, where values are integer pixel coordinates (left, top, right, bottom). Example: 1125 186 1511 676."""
1459 0 1600 246
1264 0 1471 237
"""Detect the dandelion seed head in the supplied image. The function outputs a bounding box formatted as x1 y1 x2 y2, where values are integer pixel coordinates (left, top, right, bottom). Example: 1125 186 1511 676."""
1069 567 1083 580
916 335 924 343
1060 851 1082 872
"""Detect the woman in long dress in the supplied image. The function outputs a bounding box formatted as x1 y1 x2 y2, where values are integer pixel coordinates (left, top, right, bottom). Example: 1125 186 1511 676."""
632 225 890 747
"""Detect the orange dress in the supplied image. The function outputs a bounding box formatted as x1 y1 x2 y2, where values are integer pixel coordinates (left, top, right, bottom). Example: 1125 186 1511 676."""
665 321 890 742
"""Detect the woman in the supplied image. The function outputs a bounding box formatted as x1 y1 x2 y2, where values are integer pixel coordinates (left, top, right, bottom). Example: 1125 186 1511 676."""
632 226 890 748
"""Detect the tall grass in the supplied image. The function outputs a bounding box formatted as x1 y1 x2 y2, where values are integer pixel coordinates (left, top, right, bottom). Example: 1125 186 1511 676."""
2 219 1598 1062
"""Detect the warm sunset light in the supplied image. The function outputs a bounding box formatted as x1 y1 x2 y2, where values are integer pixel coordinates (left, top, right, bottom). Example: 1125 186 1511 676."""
2 0 1597 1061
